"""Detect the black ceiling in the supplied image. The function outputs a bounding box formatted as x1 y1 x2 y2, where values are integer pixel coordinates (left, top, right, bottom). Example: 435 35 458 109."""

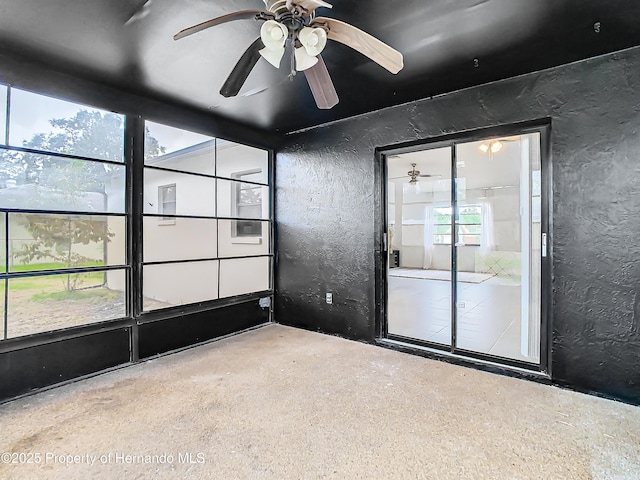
1 0 639 133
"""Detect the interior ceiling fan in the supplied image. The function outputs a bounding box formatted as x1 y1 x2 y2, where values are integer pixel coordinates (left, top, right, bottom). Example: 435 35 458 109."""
390 163 441 185
173 0 404 109
478 135 521 154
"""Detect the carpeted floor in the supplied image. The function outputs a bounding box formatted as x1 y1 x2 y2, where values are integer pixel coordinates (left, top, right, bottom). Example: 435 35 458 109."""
0 324 639 479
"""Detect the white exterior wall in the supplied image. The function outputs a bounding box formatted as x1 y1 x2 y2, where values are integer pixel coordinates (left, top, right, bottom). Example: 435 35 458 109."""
108 140 271 308
219 257 270 298
144 169 216 217
143 260 219 308
216 141 269 182
144 217 217 263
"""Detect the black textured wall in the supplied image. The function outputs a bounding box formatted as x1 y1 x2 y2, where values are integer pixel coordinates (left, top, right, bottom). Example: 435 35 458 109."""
275 47 640 403
0 328 131 402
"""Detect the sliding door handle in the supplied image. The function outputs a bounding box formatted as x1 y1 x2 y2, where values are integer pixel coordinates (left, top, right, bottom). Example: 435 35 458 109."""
542 233 547 258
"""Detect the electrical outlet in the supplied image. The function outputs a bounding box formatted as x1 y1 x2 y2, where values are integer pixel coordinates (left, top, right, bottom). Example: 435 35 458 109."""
326 293 333 305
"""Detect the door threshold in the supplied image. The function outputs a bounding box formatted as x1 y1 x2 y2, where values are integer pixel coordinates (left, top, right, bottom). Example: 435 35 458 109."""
377 337 550 381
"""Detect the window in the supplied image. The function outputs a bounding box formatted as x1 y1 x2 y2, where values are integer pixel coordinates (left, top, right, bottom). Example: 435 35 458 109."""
457 205 482 245
0 87 127 339
142 123 272 311
232 170 263 238
158 184 176 222
0 90 273 338
434 204 482 245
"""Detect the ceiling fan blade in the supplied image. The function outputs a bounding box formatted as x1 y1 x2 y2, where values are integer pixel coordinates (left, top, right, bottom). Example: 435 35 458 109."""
312 17 403 74
289 0 332 12
174 10 273 40
220 38 264 98
303 55 339 109
389 174 441 179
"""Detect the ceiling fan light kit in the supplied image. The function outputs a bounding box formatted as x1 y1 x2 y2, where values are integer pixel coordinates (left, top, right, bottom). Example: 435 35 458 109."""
479 139 503 154
173 0 404 109
259 20 289 67
299 26 327 56
294 46 319 71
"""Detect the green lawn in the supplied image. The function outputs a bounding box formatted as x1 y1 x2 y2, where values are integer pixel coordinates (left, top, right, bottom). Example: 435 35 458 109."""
10 261 104 273
10 270 108 295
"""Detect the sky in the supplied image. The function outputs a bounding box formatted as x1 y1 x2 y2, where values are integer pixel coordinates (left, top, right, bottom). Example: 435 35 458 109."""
8 88 96 148
145 121 213 156
1 86 214 156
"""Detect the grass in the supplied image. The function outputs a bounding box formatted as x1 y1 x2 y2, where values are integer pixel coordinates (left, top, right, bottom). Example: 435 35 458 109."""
5 268 125 337
10 271 107 292
6 258 119 309
10 261 104 273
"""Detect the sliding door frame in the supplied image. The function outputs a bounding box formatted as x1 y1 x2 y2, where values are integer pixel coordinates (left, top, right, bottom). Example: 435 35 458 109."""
375 119 552 375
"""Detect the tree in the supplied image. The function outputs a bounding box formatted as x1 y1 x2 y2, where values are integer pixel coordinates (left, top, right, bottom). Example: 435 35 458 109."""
9 110 164 291
2 110 165 191
16 214 114 291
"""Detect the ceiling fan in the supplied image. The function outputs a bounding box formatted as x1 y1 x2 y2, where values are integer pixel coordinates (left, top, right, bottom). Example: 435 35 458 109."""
173 0 404 109
390 163 441 185
478 135 521 154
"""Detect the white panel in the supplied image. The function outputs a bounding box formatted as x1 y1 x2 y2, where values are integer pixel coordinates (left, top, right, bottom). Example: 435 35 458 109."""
520 136 531 357
401 225 424 246
143 261 218 310
402 204 426 223
219 257 270 298
0 85 6 144
144 217 217 262
430 245 452 271
218 220 269 258
399 246 423 268
107 216 127 266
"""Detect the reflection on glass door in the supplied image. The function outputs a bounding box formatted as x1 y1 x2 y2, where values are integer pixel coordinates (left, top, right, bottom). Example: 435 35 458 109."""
385 132 544 367
454 134 541 363
387 147 451 345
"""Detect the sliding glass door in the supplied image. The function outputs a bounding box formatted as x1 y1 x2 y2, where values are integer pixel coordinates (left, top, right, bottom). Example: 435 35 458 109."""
387 147 452 346
385 130 547 369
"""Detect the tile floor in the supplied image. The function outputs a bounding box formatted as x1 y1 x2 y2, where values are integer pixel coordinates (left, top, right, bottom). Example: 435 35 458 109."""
388 272 537 363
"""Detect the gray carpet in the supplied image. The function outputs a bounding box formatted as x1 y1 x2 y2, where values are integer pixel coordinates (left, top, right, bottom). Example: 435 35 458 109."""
0 324 638 479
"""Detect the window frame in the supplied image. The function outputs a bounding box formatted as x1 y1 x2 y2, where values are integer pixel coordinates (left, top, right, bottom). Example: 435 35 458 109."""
0 83 275 342
157 183 176 224
0 86 129 340
434 204 482 246
140 126 273 314
231 169 263 240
